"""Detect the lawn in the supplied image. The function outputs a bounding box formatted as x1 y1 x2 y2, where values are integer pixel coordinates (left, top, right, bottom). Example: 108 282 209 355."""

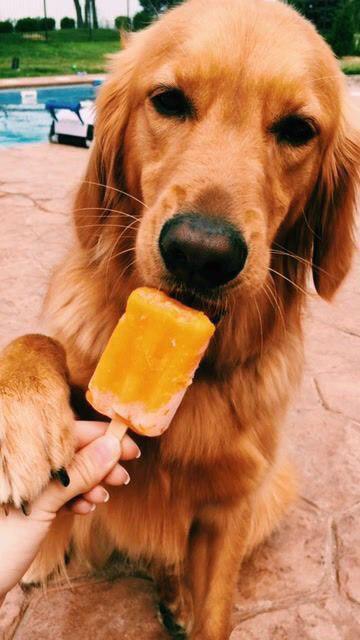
341 56 360 74
0 29 121 78
0 29 359 79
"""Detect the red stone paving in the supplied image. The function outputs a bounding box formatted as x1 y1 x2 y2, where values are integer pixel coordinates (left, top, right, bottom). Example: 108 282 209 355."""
0 141 359 639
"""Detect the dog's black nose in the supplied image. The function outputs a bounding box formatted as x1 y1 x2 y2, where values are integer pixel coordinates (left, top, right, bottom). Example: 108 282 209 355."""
159 213 248 289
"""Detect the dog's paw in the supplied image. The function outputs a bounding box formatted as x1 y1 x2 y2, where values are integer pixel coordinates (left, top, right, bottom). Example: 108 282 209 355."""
157 575 194 637
158 602 188 638
0 387 75 509
0 335 75 510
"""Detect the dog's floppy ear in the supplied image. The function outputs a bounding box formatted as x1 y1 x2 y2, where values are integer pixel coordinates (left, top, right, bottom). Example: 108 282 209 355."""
308 116 360 300
73 36 141 249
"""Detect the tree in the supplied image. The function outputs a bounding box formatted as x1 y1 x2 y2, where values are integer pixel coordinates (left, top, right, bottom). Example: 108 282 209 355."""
329 0 355 56
90 0 98 28
139 0 164 12
84 0 90 27
73 0 84 28
288 0 341 34
139 0 183 15
133 1 184 30
84 0 98 29
73 0 98 29
133 10 154 30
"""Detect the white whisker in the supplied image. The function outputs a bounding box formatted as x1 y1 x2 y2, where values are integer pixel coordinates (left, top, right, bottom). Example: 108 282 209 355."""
263 280 287 335
252 296 264 359
83 180 149 210
74 206 139 222
76 223 137 230
271 245 334 279
269 267 310 298
109 247 136 261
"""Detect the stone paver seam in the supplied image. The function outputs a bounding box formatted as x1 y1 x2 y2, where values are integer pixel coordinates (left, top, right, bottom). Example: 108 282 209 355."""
324 516 339 591
332 516 360 609
0 191 72 216
298 495 322 513
0 191 49 210
331 519 342 600
11 577 122 640
3 596 31 640
236 512 335 619
313 376 359 424
234 592 337 626
329 326 360 339
299 495 360 519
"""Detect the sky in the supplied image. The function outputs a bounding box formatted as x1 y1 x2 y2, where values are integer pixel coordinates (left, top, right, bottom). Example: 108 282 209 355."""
0 1 142 25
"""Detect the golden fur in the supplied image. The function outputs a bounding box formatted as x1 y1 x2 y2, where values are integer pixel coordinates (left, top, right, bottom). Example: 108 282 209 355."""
1 1 359 637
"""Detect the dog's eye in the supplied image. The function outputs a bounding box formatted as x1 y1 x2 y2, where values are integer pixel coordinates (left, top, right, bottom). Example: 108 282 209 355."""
151 89 192 118
271 116 317 147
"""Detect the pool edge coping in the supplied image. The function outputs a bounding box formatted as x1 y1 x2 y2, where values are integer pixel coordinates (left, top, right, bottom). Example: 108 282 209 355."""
1 73 359 91
0 74 106 90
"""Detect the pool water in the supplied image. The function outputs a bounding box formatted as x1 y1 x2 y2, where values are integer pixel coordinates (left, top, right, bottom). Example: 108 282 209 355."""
0 83 96 147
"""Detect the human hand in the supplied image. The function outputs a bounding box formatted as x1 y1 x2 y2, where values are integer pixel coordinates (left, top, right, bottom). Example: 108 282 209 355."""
0 420 140 603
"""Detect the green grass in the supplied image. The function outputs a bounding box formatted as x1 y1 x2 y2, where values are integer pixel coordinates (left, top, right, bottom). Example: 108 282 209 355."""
341 56 360 75
1 29 360 79
0 29 121 78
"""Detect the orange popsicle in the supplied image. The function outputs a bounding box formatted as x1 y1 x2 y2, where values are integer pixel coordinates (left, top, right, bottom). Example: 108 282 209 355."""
87 287 215 440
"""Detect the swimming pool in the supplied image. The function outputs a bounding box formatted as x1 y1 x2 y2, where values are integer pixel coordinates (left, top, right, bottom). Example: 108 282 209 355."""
0 83 97 147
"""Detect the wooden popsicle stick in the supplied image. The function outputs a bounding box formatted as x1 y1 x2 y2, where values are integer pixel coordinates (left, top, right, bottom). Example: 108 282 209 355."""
107 415 128 443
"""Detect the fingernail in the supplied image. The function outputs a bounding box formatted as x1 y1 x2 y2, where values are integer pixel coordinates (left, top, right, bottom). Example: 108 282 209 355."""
94 434 121 464
124 471 130 485
52 468 70 487
102 489 110 502
90 504 96 512
136 448 141 459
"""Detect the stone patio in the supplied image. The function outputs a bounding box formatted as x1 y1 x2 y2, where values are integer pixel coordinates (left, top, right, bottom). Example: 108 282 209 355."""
0 142 359 639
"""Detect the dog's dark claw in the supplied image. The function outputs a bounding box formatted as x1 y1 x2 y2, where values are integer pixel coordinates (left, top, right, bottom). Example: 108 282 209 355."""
158 603 187 638
51 467 70 487
20 501 31 516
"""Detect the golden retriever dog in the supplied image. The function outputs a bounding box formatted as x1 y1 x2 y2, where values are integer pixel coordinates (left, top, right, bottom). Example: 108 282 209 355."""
1 0 359 637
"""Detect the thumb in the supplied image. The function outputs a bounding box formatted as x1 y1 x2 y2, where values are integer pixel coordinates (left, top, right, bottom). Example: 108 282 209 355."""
35 434 121 514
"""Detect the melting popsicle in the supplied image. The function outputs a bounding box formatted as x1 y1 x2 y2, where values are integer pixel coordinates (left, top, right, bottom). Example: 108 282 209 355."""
87 287 215 441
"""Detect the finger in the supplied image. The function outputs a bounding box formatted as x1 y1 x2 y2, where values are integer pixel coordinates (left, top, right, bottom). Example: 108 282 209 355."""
82 486 109 504
68 498 96 515
35 433 123 513
120 434 141 460
104 464 130 486
74 422 141 460
74 421 108 449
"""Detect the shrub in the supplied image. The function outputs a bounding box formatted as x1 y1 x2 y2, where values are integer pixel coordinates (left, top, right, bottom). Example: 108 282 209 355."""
0 19 13 33
115 15 132 31
39 17 55 31
132 10 154 31
60 16 75 30
0 20 13 33
329 1 355 57
15 17 41 33
15 16 55 33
